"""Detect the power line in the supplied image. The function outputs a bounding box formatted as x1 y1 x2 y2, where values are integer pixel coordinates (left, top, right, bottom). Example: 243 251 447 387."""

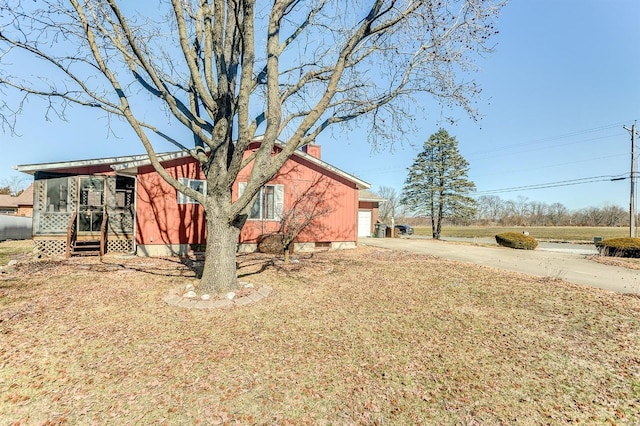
464 121 631 158
352 151 629 179
351 121 635 176
471 152 627 178
468 133 624 161
474 174 628 195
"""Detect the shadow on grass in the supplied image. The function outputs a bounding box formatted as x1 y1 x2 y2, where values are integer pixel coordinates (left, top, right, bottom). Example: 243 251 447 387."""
94 256 201 278
1 249 320 287
97 252 277 281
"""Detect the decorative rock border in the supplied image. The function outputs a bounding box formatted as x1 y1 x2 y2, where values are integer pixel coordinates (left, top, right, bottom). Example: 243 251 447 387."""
163 282 273 309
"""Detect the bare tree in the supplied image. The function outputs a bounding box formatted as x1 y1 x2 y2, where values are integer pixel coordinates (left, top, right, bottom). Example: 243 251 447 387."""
547 202 569 226
471 195 628 227
599 204 627 227
0 176 29 196
576 207 606 226
475 194 503 223
501 195 530 226
528 201 548 226
0 0 504 293
277 175 334 262
514 196 530 224
377 186 400 223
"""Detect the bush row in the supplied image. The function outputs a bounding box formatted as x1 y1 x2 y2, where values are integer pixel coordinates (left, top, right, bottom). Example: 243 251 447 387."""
595 237 640 258
495 232 538 250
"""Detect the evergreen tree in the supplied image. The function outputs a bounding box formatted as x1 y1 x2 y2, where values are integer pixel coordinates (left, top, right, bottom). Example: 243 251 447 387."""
401 129 476 239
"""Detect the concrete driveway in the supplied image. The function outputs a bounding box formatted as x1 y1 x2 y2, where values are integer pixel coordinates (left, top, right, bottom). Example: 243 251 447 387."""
359 237 640 294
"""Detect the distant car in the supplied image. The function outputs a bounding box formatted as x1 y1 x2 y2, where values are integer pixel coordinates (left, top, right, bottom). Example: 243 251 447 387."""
394 224 414 235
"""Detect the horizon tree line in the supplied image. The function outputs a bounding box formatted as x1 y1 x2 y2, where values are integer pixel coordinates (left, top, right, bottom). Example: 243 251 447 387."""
377 190 635 228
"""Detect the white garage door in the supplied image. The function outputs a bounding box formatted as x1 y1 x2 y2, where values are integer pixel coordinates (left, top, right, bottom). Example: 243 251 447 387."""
358 210 372 237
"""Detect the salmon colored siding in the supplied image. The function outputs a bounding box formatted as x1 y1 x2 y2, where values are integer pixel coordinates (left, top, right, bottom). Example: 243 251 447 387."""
136 158 206 247
135 150 359 247
237 146 357 244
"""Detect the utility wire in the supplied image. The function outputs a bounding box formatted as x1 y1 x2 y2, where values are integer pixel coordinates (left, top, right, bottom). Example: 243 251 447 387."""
464 121 631 157
468 133 623 161
353 149 628 178
474 174 629 195
351 120 634 176
472 152 627 178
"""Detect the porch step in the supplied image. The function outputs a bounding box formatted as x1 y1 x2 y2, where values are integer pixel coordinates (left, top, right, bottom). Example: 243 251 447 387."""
71 240 101 256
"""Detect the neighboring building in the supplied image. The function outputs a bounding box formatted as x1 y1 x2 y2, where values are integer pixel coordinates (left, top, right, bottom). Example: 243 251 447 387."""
357 189 385 237
15 141 372 258
0 184 34 217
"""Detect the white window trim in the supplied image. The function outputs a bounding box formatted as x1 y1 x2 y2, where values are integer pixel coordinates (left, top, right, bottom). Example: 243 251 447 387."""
238 182 284 221
177 177 206 204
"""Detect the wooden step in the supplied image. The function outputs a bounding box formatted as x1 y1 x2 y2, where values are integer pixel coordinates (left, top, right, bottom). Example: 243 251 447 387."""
72 240 101 256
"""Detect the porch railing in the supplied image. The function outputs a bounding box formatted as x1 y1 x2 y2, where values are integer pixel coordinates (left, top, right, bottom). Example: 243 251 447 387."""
66 212 78 258
65 213 109 257
99 214 108 257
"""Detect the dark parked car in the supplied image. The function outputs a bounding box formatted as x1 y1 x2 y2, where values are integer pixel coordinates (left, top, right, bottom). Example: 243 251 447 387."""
394 224 414 235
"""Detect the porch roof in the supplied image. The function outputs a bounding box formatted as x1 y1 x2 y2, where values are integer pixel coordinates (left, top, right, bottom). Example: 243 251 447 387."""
14 153 146 175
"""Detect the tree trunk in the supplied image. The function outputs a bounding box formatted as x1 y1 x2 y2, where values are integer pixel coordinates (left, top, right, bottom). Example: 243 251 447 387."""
198 212 241 295
282 241 294 263
434 198 444 240
432 208 441 239
432 215 438 239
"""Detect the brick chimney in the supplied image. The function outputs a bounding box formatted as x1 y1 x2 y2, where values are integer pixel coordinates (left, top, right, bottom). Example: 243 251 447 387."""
302 143 321 159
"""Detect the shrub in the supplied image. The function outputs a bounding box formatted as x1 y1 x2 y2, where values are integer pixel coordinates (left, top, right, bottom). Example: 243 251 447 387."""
595 237 640 258
495 232 538 250
257 234 285 254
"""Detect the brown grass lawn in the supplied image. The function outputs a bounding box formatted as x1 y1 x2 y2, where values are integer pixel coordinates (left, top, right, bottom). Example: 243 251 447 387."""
1 243 639 424
0 240 34 267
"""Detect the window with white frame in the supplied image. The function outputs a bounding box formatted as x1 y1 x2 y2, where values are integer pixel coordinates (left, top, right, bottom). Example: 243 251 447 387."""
177 178 206 204
238 182 284 220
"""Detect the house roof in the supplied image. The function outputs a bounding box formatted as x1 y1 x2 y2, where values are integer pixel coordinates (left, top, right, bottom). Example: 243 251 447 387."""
14 141 371 190
0 184 34 208
358 189 385 202
0 194 18 209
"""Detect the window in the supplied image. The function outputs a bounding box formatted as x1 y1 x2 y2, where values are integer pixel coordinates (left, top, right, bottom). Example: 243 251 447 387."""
250 186 274 219
115 176 135 209
45 177 69 212
238 182 284 220
177 178 206 204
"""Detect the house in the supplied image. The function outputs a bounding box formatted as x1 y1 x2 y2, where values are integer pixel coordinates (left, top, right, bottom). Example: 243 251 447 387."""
0 184 34 217
15 141 375 258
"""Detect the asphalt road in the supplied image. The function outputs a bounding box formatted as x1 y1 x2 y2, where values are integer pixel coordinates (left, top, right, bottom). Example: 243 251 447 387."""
359 237 640 294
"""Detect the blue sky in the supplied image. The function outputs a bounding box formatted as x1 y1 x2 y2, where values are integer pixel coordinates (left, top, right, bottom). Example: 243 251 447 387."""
1 0 639 210
321 0 640 210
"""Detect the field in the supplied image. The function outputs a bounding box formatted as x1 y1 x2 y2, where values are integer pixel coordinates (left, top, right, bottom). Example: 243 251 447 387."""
1 240 639 424
415 225 633 242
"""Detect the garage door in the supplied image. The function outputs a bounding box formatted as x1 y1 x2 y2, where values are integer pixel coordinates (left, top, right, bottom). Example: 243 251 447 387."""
358 210 372 237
